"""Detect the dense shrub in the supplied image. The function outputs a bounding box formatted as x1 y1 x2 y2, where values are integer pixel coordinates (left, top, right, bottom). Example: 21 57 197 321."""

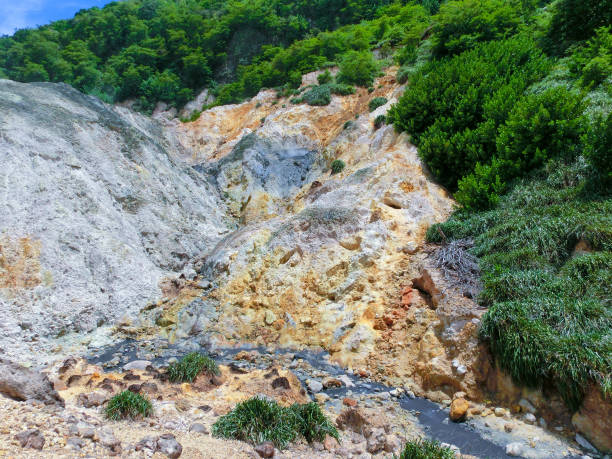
337 50 379 87
496 87 586 175
389 36 550 190
167 352 219 383
105 391 153 420
331 159 346 174
317 69 332 85
569 27 612 88
545 0 612 55
432 0 523 57
583 112 612 185
427 160 612 410
368 96 388 112
211 397 338 449
294 83 355 106
398 438 455 459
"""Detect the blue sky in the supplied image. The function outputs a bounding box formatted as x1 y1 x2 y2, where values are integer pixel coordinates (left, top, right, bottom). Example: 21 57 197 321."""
0 0 116 36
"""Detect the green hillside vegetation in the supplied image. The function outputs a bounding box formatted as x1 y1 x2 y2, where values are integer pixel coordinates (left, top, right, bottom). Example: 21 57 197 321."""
2 0 610 415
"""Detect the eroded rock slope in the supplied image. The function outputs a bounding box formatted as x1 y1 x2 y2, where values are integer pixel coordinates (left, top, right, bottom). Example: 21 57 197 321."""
0 80 232 363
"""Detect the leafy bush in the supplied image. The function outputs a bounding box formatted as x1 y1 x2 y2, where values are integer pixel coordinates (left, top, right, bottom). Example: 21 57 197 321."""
583 112 612 185
167 352 220 383
300 85 331 106
496 87 586 176
211 397 337 449
331 159 346 174
105 391 153 420
397 438 455 459
432 0 523 57
295 83 355 106
317 69 332 85
427 160 612 410
374 114 387 129
569 27 612 88
389 36 550 190
369 96 388 112
545 0 612 54
455 159 506 211
337 50 379 87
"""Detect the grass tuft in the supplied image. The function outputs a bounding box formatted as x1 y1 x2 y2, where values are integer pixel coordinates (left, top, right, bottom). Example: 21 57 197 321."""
212 397 338 449
426 160 612 410
396 438 455 459
167 352 220 383
105 391 152 420
331 159 346 175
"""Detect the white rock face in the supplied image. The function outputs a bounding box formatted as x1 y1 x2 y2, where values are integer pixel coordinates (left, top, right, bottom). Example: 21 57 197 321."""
0 80 231 363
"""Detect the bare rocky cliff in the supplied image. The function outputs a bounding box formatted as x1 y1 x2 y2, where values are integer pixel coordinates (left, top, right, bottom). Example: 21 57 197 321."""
0 79 232 364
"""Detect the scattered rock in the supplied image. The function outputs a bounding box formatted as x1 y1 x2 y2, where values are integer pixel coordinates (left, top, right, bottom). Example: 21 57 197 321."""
189 423 208 434
343 397 358 407
572 386 612 453
264 310 276 326
338 375 355 388
95 429 121 455
123 360 152 371
504 423 515 433
518 398 536 414
271 377 291 390
0 358 64 406
575 433 597 453
505 442 524 456
67 437 86 449
306 379 323 393
324 434 340 451
336 408 368 434
384 434 401 453
14 429 45 450
77 391 110 408
523 413 536 425
156 433 183 458
255 441 275 458
449 398 469 422
366 427 386 453
494 407 506 417
315 393 330 404
175 398 191 412
322 377 343 389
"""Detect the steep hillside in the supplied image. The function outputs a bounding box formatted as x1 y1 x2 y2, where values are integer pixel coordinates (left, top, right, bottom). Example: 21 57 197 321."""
0 79 232 364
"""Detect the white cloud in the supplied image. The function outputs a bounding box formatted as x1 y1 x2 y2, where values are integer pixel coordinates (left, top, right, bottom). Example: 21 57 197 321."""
0 0 46 36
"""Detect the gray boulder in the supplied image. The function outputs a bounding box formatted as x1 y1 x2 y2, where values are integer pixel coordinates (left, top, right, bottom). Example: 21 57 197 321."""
0 358 63 406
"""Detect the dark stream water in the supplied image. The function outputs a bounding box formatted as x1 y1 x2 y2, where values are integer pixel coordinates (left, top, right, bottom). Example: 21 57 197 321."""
87 339 574 459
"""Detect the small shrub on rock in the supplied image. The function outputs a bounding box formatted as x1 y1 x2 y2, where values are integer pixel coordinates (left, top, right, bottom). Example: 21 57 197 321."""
398 438 455 459
331 159 346 174
369 97 388 112
317 70 332 85
167 352 219 383
374 114 387 129
105 391 152 420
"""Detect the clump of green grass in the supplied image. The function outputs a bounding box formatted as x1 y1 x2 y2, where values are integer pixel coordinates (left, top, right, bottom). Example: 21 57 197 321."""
212 398 338 449
167 352 220 383
331 159 346 174
396 439 455 459
290 402 339 443
426 160 612 411
374 114 386 129
105 391 153 420
293 83 355 106
368 96 388 112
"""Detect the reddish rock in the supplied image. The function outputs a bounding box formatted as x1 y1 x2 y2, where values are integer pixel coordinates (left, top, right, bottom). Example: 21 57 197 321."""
336 408 368 434
323 434 339 451
254 441 275 458
343 397 358 407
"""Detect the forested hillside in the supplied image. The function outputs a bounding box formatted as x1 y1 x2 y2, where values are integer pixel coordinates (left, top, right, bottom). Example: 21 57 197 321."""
1 0 610 424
